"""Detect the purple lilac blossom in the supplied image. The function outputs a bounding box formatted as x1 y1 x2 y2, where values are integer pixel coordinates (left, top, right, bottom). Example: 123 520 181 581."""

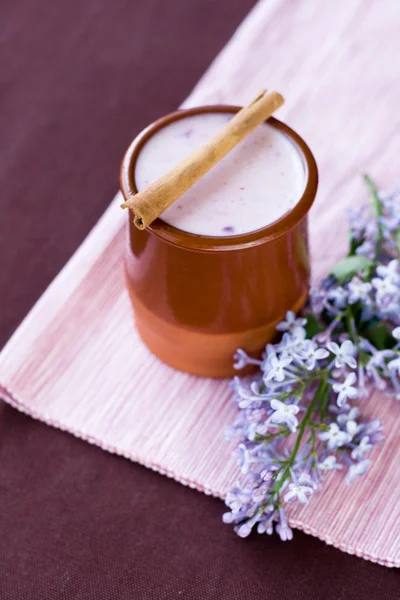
224 316 382 540
223 179 400 540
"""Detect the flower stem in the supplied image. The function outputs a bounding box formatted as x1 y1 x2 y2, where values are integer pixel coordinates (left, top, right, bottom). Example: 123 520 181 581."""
308 425 317 454
345 305 358 344
272 377 328 497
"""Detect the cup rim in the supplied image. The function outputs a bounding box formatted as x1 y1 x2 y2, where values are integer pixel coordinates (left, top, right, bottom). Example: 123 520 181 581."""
120 105 318 252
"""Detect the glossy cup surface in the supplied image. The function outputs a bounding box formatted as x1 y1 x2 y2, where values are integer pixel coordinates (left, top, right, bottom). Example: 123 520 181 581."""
120 105 318 377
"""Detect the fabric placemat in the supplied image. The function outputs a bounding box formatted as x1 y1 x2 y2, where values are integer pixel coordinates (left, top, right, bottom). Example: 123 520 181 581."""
1 0 399 568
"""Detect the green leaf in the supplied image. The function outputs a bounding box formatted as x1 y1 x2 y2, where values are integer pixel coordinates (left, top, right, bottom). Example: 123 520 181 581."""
364 174 382 218
348 234 363 257
330 255 374 283
362 320 395 350
304 313 324 338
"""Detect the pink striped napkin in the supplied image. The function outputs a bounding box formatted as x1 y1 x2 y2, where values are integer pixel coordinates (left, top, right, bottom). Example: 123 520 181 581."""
1 0 400 567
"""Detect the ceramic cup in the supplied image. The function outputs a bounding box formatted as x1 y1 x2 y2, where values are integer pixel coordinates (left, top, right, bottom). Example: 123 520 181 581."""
120 105 318 377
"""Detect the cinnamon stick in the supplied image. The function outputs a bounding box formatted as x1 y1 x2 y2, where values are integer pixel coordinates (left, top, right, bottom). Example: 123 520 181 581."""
121 90 284 230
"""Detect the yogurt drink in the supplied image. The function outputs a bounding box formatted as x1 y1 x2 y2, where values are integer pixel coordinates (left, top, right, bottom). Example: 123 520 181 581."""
122 106 317 377
135 112 306 237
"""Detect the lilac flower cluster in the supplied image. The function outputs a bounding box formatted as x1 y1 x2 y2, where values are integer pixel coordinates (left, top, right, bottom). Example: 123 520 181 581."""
224 176 395 541
309 179 400 398
317 179 400 325
349 178 400 260
224 315 384 540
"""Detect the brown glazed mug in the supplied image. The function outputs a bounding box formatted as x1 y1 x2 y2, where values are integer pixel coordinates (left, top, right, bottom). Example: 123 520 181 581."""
120 105 318 377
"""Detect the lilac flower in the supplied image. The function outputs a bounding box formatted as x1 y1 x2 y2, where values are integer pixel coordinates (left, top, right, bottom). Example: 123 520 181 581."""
371 263 400 322
259 468 275 483
347 277 372 304
270 399 299 433
235 383 266 409
309 286 327 316
252 482 272 503
344 418 362 440
346 459 370 484
236 514 260 538
276 508 293 541
278 329 307 357
336 406 360 427
222 511 235 524
233 349 250 370
380 213 399 233
368 348 396 369
318 455 343 471
298 472 316 488
348 206 368 240
363 419 384 444
300 340 329 370
371 276 397 299
392 327 400 340
356 364 368 396
257 515 274 535
376 259 400 283
284 481 313 504
332 372 358 407
237 443 257 474
276 311 307 335
319 423 351 449
351 436 373 460
388 356 400 375
225 487 252 513
263 352 293 383
224 180 392 541
327 286 348 309
233 348 261 370
357 218 379 254
225 424 241 441
356 240 376 259
327 340 357 369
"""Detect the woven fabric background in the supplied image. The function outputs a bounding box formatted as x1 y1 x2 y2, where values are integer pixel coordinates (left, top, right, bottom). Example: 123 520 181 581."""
1 0 399 569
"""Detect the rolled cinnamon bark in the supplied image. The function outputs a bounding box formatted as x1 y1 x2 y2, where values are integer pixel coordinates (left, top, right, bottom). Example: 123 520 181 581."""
121 90 284 230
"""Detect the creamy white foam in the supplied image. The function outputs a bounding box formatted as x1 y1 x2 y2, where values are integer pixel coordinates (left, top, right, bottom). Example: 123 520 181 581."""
135 113 306 236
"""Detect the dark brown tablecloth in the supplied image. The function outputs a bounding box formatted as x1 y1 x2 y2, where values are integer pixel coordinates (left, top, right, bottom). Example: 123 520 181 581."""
0 1 398 597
